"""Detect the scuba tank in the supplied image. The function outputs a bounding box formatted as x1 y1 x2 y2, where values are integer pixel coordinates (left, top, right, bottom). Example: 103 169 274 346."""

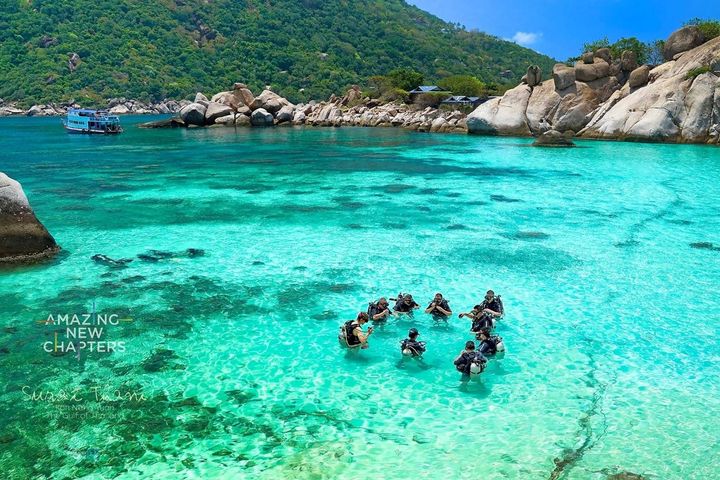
492 335 505 352
469 352 487 377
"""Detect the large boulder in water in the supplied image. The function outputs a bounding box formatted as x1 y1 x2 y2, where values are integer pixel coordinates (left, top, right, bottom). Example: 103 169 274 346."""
210 91 243 110
526 80 561 133
0 172 59 263
274 105 295 124
204 102 233 123
467 84 532 136
250 89 289 114
179 103 207 126
250 108 274 126
663 25 705 61
233 83 256 106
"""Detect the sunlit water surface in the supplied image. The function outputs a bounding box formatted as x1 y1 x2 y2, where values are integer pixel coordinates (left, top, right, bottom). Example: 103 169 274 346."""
0 116 719 480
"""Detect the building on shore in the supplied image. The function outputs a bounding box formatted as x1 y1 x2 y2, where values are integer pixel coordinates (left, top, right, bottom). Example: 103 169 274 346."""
408 85 451 103
441 95 485 108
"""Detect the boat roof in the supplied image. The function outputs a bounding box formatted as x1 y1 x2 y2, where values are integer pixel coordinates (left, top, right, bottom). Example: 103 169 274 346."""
68 108 110 114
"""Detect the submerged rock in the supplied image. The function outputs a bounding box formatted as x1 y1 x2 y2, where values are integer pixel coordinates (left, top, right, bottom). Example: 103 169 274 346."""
532 129 576 147
689 241 720 251
91 254 133 268
137 248 206 262
606 472 648 480
142 348 179 372
0 172 59 263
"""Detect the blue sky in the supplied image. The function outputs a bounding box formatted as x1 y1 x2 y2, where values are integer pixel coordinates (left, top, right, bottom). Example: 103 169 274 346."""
407 0 720 60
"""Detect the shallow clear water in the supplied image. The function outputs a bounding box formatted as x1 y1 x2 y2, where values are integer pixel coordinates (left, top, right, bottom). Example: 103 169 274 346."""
1 116 719 479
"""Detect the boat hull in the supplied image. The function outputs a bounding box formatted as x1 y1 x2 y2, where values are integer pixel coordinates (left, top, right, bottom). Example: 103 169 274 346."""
64 126 123 135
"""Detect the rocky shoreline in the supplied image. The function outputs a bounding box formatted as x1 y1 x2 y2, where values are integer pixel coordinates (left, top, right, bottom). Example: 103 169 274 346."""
138 84 468 134
0 98 186 117
2 85 468 134
468 26 720 145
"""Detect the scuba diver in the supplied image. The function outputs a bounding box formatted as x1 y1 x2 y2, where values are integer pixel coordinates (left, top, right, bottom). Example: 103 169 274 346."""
338 312 373 350
392 293 420 315
478 290 504 320
476 329 505 355
400 328 426 358
453 340 487 382
425 293 452 320
459 305 495 332
367 297 393 321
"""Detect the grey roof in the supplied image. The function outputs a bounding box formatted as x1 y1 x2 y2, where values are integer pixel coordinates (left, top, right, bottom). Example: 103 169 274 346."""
441 95 482 103
408 85 446 93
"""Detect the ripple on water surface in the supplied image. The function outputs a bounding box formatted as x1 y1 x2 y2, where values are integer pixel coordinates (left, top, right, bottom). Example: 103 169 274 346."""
0 120 719 479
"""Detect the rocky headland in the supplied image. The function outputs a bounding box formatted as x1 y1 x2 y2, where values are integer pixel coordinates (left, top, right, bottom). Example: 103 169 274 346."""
139 84 468 134
0 172 59 264
468 26 720 144
0 98 186 117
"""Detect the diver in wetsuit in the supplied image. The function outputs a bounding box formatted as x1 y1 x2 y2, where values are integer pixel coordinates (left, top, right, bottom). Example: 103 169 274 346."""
368 297 393 321
476 329 499 356
478 290 503 320
453 341 487 383
400 328 426 358
393 293 420 315
339 312 373 349
459 305 494 332
425 293 452 320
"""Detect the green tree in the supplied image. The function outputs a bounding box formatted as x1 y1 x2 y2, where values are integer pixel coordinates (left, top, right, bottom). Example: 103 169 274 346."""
684 18 720 41
437 74 486 96
610 37 648 64
581 37 610 54
386 67 424 91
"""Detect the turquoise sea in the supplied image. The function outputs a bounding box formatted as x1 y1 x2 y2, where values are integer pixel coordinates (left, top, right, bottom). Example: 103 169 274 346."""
1 116 719 480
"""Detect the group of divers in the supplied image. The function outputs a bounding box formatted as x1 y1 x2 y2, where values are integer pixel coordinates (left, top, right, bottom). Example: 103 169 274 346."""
338 290 505 382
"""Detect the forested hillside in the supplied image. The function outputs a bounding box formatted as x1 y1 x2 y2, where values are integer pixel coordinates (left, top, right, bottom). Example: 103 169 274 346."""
0 0 556 106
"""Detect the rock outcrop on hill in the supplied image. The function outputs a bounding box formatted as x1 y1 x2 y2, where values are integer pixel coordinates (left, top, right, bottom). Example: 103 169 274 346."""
468 27 720 144
0 173 59 263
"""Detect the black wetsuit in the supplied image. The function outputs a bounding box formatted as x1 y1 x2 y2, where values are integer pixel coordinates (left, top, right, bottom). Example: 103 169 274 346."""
368 302 391 320
477 337 498 356
400 338 426 357
471 313 494 332
454 351 487 375
479 296 504 316
394 298 419 313
426 299 451 317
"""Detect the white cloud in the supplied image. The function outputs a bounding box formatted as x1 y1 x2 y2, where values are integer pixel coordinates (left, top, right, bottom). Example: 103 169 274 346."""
512 31 542 46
